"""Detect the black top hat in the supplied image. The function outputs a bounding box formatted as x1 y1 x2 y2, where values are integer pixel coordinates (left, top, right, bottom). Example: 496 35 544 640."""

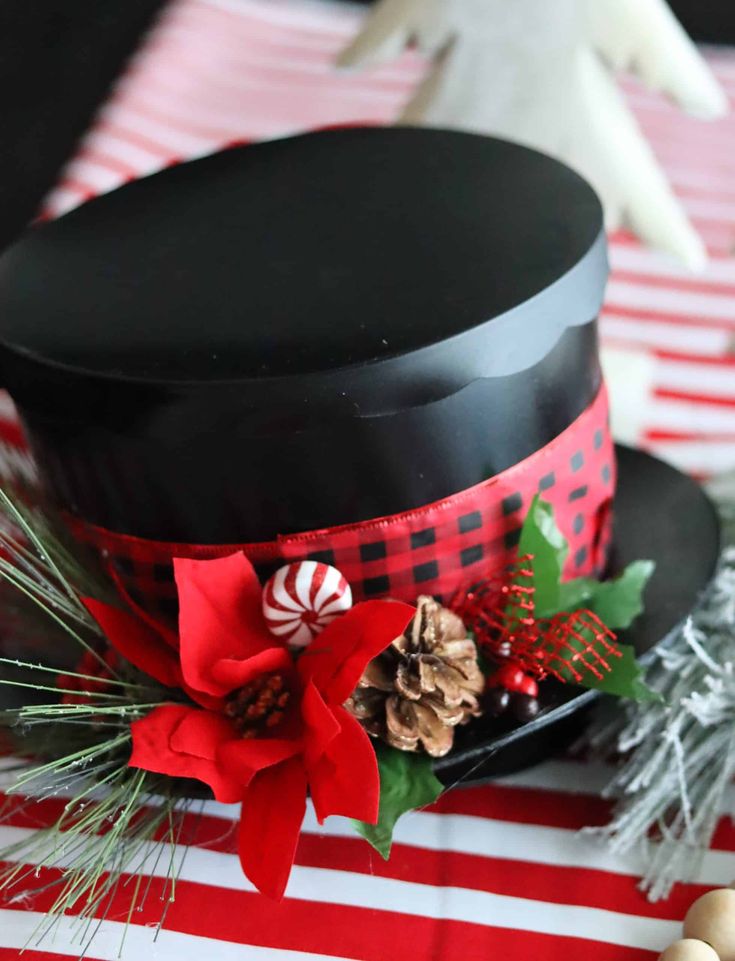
0 127 720 779
0 127 606 542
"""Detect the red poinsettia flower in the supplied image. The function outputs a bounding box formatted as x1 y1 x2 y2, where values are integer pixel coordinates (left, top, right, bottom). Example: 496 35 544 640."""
83 553 414 899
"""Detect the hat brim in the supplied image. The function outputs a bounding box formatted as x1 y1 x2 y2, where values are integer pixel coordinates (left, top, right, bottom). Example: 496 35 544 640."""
434 444 722 785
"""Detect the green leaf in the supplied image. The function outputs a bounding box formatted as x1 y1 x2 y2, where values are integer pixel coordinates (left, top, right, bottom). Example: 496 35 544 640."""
586 560 655 629
555 560 655 629
547 576 595 616
352 746 443 859
505 497 659 703
516 495 568 615
574 641 663 703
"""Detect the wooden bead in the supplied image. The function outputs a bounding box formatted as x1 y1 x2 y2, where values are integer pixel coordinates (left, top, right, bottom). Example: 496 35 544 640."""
684 889 735 961
659 941 720 961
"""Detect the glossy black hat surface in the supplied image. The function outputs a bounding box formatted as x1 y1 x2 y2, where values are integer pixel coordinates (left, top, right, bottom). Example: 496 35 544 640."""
0 128 607 542
0 127 604 385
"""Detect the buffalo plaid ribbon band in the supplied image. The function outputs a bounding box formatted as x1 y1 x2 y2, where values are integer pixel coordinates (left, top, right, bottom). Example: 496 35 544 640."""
67 385 615 619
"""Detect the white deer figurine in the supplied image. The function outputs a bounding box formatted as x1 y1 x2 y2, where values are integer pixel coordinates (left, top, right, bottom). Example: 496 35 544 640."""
338 0 728 270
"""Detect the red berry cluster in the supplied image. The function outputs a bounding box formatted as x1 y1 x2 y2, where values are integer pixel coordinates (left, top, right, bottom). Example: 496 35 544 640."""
484 662 540 723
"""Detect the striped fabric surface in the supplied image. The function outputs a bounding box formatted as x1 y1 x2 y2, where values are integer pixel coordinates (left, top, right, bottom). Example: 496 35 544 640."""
1 0 735 958
5 756 734 961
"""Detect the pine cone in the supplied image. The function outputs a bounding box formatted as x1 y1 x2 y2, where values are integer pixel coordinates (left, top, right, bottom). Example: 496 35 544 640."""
345 596 484 758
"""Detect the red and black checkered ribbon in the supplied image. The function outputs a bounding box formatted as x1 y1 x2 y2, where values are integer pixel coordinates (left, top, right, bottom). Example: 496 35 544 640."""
67 385 615 619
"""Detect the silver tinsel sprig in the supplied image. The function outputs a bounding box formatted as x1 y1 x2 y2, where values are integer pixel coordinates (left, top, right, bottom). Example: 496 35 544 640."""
586 484 735 901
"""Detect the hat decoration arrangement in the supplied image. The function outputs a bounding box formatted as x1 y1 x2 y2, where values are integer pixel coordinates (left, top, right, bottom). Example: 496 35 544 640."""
0 480 655 945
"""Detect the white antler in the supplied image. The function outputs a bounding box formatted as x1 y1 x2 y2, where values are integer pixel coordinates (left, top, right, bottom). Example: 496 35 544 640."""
337 0 451 67
587 0 727 120
338 0 728 270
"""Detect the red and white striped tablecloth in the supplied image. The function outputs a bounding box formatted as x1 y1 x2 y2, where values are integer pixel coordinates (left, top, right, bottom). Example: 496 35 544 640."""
1 1 735 958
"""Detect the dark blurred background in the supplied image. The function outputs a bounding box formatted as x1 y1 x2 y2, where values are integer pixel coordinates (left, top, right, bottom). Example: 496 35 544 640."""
0 0 732 252
668 1 734 42
0 0 163 249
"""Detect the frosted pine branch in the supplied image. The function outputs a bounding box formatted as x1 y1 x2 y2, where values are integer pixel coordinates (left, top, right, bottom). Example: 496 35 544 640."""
587 495 735 900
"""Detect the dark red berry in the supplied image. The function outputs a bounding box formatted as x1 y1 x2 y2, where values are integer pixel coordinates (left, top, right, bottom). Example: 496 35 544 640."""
516 674 539 698
487 662 526 693
487 661 539 696
511 694 540 723
484 688 511 717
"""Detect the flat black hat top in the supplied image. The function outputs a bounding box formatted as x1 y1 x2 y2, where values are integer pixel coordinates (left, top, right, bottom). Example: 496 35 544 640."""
0 127 603 384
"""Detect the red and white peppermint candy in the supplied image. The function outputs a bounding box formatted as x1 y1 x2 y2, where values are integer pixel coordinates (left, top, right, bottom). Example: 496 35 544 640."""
262 561 352 649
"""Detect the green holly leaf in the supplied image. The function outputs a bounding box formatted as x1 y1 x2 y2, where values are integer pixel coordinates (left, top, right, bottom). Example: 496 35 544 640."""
513 497 660 703
555 560 655 629
353 746 443 859
573 641 663 703
516 495 568 615
543 576 594 616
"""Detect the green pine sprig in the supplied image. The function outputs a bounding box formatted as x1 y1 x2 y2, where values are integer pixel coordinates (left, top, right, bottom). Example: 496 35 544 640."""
0 488 193 956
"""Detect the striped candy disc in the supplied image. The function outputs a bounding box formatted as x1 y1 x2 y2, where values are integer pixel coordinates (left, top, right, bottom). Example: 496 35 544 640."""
261 561 353 649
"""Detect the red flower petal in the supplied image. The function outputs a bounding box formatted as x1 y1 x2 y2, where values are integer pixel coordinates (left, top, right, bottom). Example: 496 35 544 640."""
238 757 307 900
217 737 302 783
175 554 283 698
298 600 415 705
211 646 293 692
83 598 182 690
106 565 179 649
129 704 244 803
169 706 236 759
306 705 380 825
300 680 340 765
